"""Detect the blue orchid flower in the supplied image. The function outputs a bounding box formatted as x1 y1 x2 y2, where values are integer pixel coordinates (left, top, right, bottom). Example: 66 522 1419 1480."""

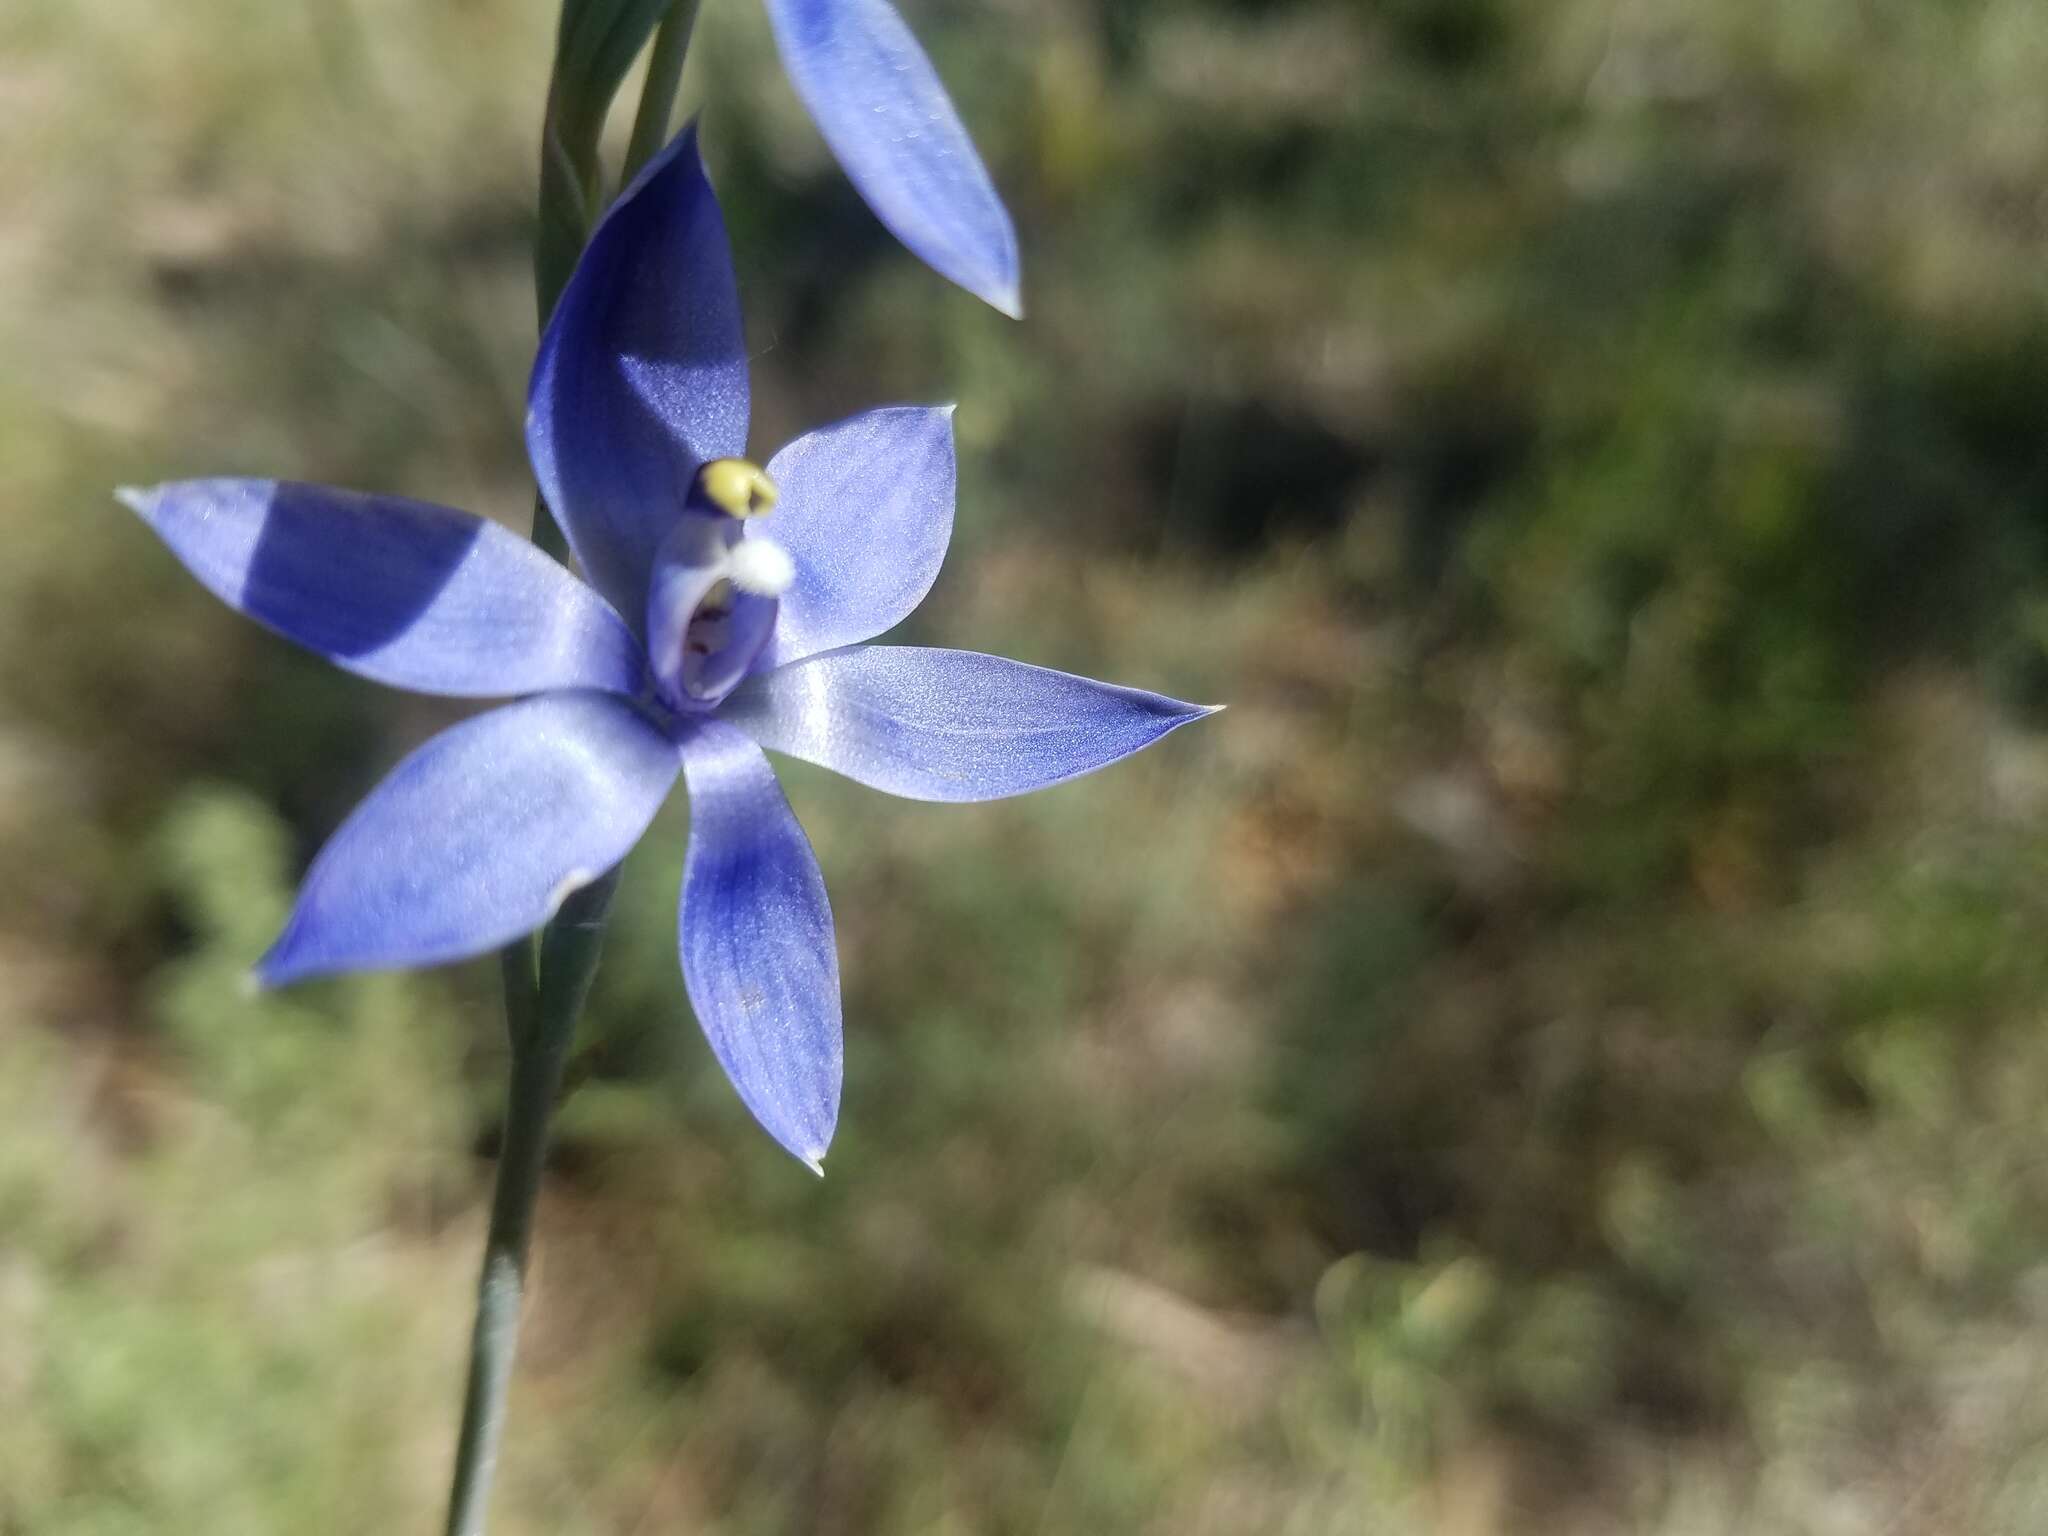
119 130 1211 1168
759 0 1020 316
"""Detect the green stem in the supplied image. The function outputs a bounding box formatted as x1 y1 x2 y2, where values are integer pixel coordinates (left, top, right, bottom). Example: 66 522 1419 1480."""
623 1 700 181
443 0 702 1515
534 86 599 329
443 875 621 1536
498 936 538 1049
530 89 598 566
441 1022 563 1536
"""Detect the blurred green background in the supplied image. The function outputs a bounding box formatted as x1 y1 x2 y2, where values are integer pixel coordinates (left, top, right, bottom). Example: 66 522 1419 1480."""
8 0 2048 1529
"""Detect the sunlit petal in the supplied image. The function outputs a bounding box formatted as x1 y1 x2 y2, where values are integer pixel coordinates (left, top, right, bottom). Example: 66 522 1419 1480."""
258 692 680 984
763 0 1020 315
678 717 841 1168
724 645 1216 802
527 124 749 621
756 406 956 668
122 479 644 698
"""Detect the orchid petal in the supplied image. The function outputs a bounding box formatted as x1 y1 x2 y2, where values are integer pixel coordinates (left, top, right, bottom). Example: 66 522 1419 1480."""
678 717 841 1169
756 406 956 668
762 0 1020 316
724 646 1216 802
257 692 679 985
527 124 749 622
121 480 644 698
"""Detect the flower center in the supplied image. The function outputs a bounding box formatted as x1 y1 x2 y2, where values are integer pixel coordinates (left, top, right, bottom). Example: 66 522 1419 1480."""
645 460 793 712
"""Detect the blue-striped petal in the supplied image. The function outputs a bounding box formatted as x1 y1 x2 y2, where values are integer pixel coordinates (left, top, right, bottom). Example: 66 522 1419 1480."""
120 479 644 699
762 0 1021 316
258 692 680 984
526 124 750 622
678 717 841 1169
723 645 1216 802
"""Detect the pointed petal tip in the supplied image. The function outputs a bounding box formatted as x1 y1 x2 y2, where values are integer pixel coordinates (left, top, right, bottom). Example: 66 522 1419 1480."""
967 271 1022 320
614 116 708 211
248 949 298 992
660 118 708 182
751 1110 839 1179
1160 697 1224 727
751 1108 839 1182
250 947 344 991
757 1122 835 1179
250 932 305 991
114 484 154 516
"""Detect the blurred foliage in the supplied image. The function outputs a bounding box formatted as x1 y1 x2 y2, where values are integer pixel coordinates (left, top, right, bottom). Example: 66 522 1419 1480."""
7 0 2048 1530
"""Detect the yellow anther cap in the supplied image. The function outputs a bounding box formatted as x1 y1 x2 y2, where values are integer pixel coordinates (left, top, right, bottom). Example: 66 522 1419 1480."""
694 458 779 519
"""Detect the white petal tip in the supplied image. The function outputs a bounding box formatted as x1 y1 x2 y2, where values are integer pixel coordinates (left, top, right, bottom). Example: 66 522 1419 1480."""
800 1152 826 1178
238 968 265 999
978 272 1032 319
114 485 153 515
